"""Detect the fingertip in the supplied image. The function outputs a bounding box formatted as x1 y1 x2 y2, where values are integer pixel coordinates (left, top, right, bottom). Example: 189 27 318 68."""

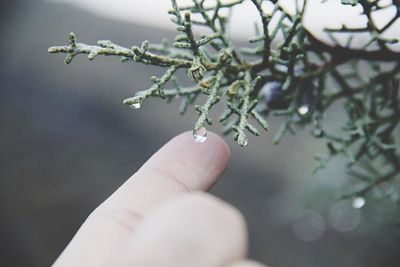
171 130 231 163
140 131 230 190
170 131 231 189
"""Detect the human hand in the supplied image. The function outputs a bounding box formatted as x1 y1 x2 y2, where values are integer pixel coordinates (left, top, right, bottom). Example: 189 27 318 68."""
53 132 266 267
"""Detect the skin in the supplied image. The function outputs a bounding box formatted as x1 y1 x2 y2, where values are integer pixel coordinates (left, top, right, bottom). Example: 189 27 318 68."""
53 131 267 267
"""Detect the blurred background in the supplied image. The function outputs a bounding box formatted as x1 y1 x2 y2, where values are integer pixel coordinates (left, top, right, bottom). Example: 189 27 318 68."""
1 1 400 266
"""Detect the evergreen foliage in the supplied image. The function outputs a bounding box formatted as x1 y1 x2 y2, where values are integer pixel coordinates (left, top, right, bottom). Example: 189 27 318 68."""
49 0 400 201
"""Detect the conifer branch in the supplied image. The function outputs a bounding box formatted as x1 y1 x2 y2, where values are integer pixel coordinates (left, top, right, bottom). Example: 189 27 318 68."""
49 0 400 204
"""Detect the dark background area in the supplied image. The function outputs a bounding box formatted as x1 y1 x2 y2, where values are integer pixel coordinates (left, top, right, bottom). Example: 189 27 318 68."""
1 1 399 266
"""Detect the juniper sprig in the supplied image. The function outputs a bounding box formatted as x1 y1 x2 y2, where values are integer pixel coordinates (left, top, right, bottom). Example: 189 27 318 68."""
49 0 400 203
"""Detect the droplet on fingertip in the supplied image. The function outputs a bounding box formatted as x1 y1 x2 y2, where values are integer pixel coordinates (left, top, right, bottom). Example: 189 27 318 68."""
352 197 366 209
193 127 207 143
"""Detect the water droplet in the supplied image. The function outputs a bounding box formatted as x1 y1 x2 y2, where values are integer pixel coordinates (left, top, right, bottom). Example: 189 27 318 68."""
129 102 141 109
239 136 248 147
193 127 207 143
297 105 310 116
352 197 365 209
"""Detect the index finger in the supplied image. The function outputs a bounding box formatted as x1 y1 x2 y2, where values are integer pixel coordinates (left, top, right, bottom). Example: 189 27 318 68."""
54 131 230 266
101 130 230 221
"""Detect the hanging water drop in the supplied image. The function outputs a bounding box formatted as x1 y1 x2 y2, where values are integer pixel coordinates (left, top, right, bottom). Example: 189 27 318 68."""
239 135 248 147
297 104 311 116
352 197 365 209
193 127 207 143
129 102 141 109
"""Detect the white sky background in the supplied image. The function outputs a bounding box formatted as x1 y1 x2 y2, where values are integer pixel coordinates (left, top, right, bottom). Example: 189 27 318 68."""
48 0 399 50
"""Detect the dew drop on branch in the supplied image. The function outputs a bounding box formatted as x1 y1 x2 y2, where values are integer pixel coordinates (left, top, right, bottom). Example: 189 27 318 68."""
352 197 366 209
297 105 311 116
239 135 248 147
129 102 141 109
